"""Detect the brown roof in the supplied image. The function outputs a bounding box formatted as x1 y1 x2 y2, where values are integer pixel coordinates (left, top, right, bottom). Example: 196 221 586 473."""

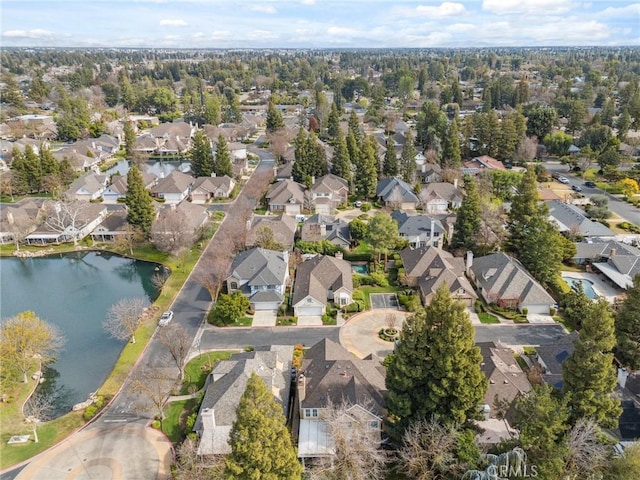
247 214 297 248
292 254 353 306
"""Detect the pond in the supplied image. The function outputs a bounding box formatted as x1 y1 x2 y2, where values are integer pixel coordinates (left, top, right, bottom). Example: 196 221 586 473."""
105 159 191 178
0 251 162 417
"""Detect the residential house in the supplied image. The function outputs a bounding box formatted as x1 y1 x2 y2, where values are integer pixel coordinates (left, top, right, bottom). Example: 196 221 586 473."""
203 124 249 143
148 121 195 154
399 246 477 307
131 134 158 154
469 252 555 314
150 171 194 204
103 172 158 203
24 202 108 245
546 200 616 239
275 161 294 181
462 155 506 175
376 177 419 210
572 241 640 289
478 342 532 418
194 346 293 455
416 163 442 184
63 172 108 201
297 338 387 461
300 214 350 248
52 148 100 172
392 211 446 248
71 135 120 162
153 202 210 246
476 342 532 445
419 182 463 214
0 199 45 244
534 332 578 388
246 214 297 250
310 174 349 215
190 175 235 203
90 209 132 242
226 247 289 311
265 179 306 216
292 254 353 317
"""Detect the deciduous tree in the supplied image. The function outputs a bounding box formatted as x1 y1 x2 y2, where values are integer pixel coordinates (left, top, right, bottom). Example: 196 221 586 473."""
366 212 400 264
0 311 65 384
224 373 302 479
102 296 149 345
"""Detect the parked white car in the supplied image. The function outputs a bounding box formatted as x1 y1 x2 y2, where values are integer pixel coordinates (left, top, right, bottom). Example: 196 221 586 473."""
159 311 174 326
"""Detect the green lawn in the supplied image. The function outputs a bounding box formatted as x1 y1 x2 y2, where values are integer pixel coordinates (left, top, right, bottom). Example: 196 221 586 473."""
478 312 500 324
554 315 575 332
276 316 297 326
162 398 197 444
181 351 235 394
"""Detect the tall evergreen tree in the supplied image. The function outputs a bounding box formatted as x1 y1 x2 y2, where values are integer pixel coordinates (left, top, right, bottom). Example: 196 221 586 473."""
442 119 461 168
518 216 563 286
563 299 622 428
400 131 416 184
123 120 136 157
327 101 340 141
616 274 640 370
39 147 59 177
354 135 378 198
21 146 42 193
10 147 28 194
265 99 285 133
224 373 302 480
125 164 155 238
382 138 398 177
214 134 233 177
385 285 487 442
330 129 352 183
203 92 221 126
451 177 482 252
348 110 362 144
190 131 214 178
506 166 544 253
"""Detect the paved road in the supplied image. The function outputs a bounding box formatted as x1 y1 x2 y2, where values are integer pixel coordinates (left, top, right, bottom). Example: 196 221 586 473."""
544 162 640 225
474 324 568 346
198 326 341 351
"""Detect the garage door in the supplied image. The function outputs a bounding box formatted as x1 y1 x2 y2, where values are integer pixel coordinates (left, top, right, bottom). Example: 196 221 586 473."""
524 304 549 315
296 306 324 316
253 301 282 311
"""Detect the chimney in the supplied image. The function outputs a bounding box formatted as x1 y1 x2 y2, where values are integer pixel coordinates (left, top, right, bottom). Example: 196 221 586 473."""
421 163 426 173
453 178 459 189
311 176 315 186
466 250 473 274
610 248 616 257
430 216 434 246
201 408 215 432
297 374 306 403
246 219 251 230
335 251 343 260
320 223 326 236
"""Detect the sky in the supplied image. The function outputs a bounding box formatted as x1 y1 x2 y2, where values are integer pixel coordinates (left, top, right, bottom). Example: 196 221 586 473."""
1 0 639 49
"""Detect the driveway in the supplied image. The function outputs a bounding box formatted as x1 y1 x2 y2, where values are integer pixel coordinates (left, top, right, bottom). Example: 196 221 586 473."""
252 310 277 327
297 315 323 326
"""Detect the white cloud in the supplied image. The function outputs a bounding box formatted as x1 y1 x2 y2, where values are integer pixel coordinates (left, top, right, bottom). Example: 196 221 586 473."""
301 0 316 4
2 28 55 39
159 19 187 27
415 2 466 17
598 3 640 18
249 5 277 14
482 0 574 15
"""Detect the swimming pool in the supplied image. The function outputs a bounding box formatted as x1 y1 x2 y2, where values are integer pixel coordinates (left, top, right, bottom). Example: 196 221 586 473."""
352 263 369 275
563 276 598 299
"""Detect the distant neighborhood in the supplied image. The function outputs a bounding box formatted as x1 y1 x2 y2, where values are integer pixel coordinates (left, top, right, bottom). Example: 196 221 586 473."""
1 46 639 479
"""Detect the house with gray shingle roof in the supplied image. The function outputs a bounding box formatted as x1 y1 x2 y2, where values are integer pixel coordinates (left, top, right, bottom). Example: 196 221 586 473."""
0 198 45 244
419 182 463 213
469 252 555 314
399 246 477 307
194 345 293 455
90 208 132 242
535 332 578 389
190 175 235 203
246 214 297 250
310 174 349 215
226 247 289 311
376 177 419 210
573 240 640 288
297 338 386 460
63 172 108 201
292 254 353 317
392 210 446 248
300 214 350 247
265 179 306 216
546 200 615 239
103 172 157 202
150 170 194 204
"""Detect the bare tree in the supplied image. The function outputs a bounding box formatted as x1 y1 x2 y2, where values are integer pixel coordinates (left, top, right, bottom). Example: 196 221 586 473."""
151 208 196 255
173 437 226 480
254 225 285 251
513 136 538 164
385 313 398 330
417 188 433 213
398 417 465 480
576 156 592 172
387 188 405 211
564 418 609 478
102 296 149 344
193 251 232 302
23 394 53 443
114 225 144 256
266 130 290 161
131 368 174 423
43 199 91 246
157 326 191 381
306 400 388 480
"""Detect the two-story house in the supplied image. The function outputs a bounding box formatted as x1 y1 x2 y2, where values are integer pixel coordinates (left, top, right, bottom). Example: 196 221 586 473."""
226 247 289 311
265 179 306 216
391 210 446 248
310 174 349 215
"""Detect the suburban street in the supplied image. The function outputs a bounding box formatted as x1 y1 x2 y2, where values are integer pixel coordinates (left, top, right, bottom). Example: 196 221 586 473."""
543 161 640 226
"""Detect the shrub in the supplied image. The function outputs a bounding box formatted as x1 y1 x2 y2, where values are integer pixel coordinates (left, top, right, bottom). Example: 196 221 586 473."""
186 412 197 430
522 307 529 315
345 302 362 313
151 420 161 429
398 293 422 312
360 202 371 212
244 345 254 352
369 271 389 287
83 405 98 421
474 300 486 313
549 307 556 316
